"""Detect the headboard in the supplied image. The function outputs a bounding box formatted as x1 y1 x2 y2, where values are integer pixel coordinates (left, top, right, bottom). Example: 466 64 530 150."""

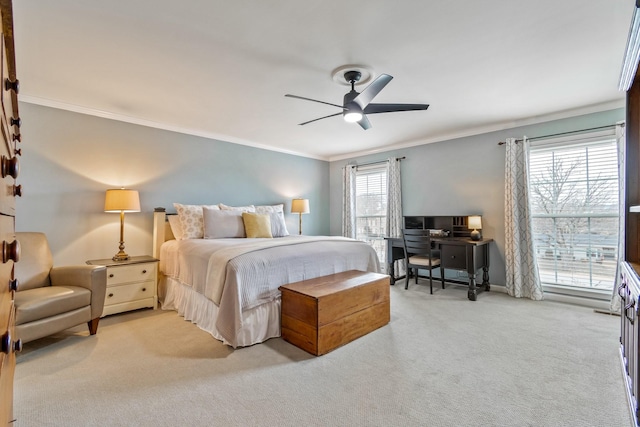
152 208 175 259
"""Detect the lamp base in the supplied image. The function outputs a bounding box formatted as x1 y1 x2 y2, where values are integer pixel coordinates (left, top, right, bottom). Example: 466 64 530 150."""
470 229 481 241
112 251 130 262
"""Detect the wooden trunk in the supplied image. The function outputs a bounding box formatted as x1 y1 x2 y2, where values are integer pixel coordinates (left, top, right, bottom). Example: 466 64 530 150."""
279 270 390 356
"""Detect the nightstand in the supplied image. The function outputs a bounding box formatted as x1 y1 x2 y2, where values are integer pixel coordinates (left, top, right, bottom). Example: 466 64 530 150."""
86 255 158 317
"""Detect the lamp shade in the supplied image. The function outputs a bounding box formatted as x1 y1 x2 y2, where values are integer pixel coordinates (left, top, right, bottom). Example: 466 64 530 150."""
104 189 141 212
468 215 482 230
291 198 310 214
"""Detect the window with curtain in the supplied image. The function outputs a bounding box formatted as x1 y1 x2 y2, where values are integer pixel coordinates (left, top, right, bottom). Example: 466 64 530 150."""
355 165 387 271
528 131 619 298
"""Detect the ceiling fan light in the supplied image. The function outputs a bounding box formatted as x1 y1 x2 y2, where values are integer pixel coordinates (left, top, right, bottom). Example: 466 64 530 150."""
344 111 363 123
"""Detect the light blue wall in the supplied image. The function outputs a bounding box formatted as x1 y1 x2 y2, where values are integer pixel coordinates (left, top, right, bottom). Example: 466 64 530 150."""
329 108 625 288
16 102 330 265
17 100 625 287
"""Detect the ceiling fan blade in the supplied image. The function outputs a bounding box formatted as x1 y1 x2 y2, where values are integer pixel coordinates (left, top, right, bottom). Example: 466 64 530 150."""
353 74 393 109
299 112 343 126
357 115 372 130
364 103 430 114
285 94 345 110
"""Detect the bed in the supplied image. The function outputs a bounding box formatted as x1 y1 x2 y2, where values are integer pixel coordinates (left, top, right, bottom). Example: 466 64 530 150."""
152 204 381 348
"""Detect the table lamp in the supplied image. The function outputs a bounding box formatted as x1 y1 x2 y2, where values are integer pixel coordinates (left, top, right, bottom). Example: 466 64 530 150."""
291 198 310 235
468 215 482 241
105 188 140 261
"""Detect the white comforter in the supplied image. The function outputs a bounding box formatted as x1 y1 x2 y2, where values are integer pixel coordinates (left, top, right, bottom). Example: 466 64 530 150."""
160 235 380 345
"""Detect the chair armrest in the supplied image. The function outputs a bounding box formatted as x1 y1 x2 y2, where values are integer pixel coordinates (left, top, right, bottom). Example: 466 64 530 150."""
50 265 107 319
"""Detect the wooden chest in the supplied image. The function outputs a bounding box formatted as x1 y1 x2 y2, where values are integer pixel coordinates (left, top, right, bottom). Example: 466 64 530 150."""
279 270 390 356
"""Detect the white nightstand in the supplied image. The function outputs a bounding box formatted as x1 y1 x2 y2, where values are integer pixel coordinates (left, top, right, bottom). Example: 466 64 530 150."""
86 255 158 317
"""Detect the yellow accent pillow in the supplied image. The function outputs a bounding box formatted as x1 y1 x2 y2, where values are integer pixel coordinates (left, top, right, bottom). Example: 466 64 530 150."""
242 212 273 238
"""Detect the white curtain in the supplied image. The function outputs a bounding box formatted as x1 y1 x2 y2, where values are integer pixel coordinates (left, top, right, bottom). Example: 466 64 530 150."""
342 165 356 238
504 137 543 300
386 157 402 238
386 157 404 275
611 122 626 313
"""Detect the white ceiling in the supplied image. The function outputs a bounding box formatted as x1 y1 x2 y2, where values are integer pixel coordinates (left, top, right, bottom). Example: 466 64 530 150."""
12 0 632 161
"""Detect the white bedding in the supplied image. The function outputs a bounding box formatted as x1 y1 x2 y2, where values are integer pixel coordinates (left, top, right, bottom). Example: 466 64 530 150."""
159 235 380 347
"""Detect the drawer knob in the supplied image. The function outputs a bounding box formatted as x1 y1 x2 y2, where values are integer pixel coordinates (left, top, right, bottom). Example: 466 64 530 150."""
8 278 17 292
4 78 19 93
10 117 20 128
451 255 456 259
2 239 20 263
108 293 114 298
109 273 114 278
142 270 147 274
12 184 21 197
0 332 18 354
1 155 19 179
142 287 146 292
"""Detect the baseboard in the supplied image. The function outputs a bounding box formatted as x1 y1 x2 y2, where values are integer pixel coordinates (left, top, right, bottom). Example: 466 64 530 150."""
487 285 615 312
542 291 613 311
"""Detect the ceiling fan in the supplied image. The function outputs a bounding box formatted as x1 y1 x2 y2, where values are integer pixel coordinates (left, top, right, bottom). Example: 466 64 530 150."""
285 71 429 130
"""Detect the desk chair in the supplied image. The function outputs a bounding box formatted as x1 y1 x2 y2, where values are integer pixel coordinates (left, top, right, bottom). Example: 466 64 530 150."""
402 228 445 293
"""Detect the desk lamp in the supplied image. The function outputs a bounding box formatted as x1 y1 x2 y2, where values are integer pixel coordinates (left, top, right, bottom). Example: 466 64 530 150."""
468 215 482 241
105 188 140 261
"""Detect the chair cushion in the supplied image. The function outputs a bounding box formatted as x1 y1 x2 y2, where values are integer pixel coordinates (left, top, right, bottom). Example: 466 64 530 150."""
15 286 91 325
408 255 441 267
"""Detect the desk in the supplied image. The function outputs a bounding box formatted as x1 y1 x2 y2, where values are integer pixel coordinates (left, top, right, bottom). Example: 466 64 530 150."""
385 237 493 301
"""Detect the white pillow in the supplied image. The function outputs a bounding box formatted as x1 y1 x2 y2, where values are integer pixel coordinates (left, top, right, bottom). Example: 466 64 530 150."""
255 204 288 237
167 215 184 240
255 204 284 214
203 207 246 238
267 211 289 237
219 203 256 212
173 203 220 239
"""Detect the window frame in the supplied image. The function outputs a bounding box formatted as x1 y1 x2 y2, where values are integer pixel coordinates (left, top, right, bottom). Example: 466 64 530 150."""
354 164 388 271
528 128 620 298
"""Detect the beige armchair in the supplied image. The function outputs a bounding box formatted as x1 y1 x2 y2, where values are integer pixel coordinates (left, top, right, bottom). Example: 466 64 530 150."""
14 232 107 344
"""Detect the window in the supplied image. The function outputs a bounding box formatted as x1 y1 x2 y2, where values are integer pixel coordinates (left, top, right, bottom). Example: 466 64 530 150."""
528 131 619 297
355 165 387 271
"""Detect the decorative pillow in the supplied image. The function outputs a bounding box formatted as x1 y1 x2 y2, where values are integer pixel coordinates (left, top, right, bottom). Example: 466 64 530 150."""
242 212 273 238
173 203 219 239
219 203 256 212
167 215 184 240
203 207 246 238
267 211 289 237
255 204 284 214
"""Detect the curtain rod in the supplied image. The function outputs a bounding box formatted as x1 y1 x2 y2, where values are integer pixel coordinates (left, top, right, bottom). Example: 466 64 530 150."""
350 156 405 169
497 123 623 145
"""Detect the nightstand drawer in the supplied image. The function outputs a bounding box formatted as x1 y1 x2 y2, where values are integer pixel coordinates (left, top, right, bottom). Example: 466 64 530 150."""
105 281 154 306
107 262 156 286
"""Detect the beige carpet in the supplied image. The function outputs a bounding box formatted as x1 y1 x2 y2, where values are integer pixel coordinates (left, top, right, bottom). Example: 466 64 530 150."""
13 282 633 427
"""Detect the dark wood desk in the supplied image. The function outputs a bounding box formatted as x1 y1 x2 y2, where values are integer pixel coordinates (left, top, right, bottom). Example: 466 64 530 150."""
385 236 493 301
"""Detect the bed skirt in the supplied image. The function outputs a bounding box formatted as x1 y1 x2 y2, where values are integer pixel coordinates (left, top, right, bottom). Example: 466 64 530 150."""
159 275 282 348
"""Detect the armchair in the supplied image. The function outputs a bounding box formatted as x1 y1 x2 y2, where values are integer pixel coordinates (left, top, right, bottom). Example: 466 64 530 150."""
14 232 107 343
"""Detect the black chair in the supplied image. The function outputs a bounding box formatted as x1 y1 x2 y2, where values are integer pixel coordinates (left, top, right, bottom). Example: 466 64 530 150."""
402 228 445 293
